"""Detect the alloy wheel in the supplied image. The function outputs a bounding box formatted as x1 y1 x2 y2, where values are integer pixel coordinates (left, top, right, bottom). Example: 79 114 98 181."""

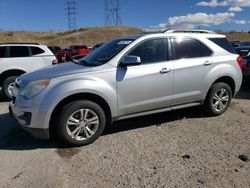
7 82 15 97
212 88 230 113
66 109 99 141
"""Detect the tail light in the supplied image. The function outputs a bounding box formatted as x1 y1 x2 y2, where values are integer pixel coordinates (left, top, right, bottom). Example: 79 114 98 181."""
237 56 244 69
52 59 58 65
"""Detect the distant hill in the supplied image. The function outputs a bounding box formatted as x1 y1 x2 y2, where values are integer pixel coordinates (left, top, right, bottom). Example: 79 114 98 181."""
0 26 143 47
0 27 249 48
222 32 250 41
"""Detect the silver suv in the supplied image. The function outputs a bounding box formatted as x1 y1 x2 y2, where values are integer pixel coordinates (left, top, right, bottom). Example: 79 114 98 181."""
9 30 243 146
0 43 57 99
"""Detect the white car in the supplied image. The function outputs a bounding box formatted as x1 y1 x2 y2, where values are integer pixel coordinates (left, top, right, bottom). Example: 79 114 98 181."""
0 43 57 99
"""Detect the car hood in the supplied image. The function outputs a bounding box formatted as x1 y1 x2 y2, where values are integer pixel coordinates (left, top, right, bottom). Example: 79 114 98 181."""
18 63 92 86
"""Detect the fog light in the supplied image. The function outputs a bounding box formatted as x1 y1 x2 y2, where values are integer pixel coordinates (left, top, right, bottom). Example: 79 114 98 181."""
18 112 32 125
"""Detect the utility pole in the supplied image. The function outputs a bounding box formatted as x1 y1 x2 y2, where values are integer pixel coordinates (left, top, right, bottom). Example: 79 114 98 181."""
105 0 122 26
65 0 77 30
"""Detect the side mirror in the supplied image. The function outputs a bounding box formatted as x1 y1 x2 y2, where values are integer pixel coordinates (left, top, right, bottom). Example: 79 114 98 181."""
121 55 141 66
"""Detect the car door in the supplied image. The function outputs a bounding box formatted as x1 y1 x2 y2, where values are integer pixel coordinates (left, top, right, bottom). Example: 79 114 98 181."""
117 38 174 116
171 37 214 105
29 46 53 68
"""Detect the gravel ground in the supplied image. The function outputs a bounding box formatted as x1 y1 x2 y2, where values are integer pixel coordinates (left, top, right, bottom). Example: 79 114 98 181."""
0 86 249 188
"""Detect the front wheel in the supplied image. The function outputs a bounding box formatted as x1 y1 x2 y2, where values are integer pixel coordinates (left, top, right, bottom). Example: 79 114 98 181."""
204 82 232 116
56 100 106 146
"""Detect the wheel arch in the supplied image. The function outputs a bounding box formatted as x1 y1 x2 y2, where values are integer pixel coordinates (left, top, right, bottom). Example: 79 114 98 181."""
205 76 236 102
211 76 235 95
49 93 112 138
0 69 26 86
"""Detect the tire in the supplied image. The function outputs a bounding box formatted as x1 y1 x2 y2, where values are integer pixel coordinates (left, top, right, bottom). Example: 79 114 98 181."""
56 100 106 146
2 76 17 100
204 82 232 116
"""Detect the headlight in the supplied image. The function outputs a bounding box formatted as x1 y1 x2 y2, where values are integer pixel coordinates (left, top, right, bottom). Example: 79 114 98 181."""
20 79 50 99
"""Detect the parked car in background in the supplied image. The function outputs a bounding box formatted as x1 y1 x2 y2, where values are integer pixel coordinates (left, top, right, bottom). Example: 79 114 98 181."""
10 30 242 146
71 54 86 62
238 41 250 47
0 43 57 99
77 45 91 56
235 46 250 57
71 43 105 63
231 41 240 48
56 45 91 63
91 43 105 51
235 45 250 80
48 46 62 54
231 41 250 49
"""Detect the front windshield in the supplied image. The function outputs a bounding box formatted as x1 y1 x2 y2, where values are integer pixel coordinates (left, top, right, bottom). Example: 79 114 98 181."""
78 39 134 66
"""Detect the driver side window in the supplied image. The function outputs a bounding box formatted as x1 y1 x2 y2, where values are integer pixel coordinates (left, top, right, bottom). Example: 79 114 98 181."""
128 38 168 64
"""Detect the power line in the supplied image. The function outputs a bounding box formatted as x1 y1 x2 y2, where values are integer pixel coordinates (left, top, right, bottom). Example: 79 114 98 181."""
65 0 77 30
105 0 122 26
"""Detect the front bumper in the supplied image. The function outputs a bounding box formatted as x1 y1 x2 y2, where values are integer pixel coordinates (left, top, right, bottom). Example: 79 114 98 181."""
9 102 49 139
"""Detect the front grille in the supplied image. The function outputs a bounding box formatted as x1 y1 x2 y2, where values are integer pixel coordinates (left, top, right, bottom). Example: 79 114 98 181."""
18 112 32 126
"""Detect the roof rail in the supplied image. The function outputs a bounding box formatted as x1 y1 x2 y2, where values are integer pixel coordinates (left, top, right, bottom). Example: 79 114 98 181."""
164 29 216 34
0 42 41 45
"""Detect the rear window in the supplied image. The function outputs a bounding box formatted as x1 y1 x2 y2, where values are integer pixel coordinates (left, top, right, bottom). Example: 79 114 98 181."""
9 46 30 57
30 47 45 55
173 38 212 59
209 38 236 54
0 47 7 58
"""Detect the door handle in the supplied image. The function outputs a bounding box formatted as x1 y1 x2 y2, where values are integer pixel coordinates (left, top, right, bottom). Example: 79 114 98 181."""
160 68 171 74
203 61 212 66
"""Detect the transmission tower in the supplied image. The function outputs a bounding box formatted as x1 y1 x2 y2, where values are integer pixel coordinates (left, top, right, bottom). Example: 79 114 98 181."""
105 0 122 26
65 0 77 29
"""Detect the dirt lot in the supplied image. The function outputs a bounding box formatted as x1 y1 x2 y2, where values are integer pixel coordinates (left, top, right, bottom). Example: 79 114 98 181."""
0 86 249 188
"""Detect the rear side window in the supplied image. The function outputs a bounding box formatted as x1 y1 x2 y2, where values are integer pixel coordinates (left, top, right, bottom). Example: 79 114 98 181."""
202 43 213 57
209 38 236 54
0 47 7 58
30 47 45 55
9 46 30 57
128 38 168 64
173 38 212 59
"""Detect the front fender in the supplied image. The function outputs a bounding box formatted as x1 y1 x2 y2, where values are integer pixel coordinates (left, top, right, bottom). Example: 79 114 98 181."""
36 77 117 130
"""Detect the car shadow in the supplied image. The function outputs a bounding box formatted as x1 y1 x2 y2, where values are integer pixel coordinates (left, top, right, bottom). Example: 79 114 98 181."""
0 113 58 150
0 106 206 151
0 90 10 102
103 107 205 136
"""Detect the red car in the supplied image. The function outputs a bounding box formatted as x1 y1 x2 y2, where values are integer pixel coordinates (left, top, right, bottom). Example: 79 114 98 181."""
70 45 90 56
55 45 91 63
48 46 62 54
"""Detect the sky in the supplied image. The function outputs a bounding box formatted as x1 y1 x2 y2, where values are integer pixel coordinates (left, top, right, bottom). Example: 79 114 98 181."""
0 0 249 31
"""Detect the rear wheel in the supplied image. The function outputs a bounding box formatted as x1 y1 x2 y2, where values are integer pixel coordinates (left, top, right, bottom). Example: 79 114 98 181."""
2 76 17 100
204 82 232 116
56 100 106 146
